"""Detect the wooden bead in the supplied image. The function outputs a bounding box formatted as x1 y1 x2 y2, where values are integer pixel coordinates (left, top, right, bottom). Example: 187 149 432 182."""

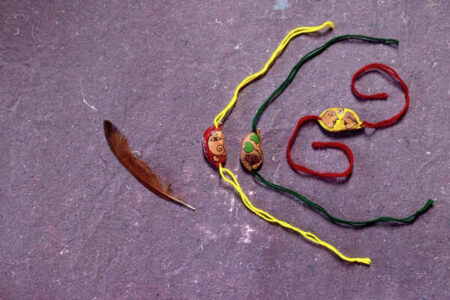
240 129 263 172
318 108 363 132
203 124 226 168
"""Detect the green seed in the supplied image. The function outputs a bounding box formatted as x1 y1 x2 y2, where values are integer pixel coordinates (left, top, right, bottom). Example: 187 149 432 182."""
244 142 254 153
250 134 260 144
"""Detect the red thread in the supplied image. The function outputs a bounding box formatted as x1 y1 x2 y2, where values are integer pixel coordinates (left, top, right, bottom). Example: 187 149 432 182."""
351 63 409 128
286 115 354 178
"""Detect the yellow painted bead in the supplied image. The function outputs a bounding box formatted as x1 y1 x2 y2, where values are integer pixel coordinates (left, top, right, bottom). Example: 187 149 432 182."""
318 108 363 132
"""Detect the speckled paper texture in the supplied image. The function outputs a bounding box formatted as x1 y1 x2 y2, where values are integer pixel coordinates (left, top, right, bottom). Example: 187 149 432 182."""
1 0 449 299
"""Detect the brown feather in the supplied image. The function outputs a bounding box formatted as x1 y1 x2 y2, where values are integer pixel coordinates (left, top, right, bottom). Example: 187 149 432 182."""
103 120 195 211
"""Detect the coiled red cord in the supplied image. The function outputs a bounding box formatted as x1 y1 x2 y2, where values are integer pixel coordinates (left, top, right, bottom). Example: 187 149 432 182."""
352 63 409 128
287 63 409 178
286 115 354 178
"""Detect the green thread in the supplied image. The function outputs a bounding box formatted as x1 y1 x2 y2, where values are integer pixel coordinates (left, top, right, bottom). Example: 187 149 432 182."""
252 34 399 133
254 171 434 227
248 34 434 227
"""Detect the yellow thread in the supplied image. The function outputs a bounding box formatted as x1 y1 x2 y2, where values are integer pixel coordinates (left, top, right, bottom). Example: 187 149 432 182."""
212 20 371 265
213 21 334 128
219 165 371 265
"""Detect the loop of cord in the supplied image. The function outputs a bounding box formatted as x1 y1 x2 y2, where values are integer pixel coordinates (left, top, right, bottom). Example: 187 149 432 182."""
218 164 371 265
351 63 409 128
213 21 335 129
286 115 354 178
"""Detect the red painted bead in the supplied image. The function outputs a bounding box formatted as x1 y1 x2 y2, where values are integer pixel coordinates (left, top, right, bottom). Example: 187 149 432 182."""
203 125 226 168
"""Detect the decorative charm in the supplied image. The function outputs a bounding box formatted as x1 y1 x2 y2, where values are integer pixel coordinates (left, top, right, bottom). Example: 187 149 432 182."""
202 24 435 265
240 129 264 171
318 108 363 132
203 124 227 168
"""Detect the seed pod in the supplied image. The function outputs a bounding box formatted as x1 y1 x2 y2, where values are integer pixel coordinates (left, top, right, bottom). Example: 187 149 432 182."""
240 128 263 172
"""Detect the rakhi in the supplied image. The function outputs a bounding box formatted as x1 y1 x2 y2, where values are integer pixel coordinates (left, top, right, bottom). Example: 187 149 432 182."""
203 21 372 265
246 37 434 227
286 63 411 178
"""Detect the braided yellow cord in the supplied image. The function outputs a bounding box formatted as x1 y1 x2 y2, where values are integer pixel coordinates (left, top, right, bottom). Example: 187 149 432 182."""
219 165 371 265
213 21 334 128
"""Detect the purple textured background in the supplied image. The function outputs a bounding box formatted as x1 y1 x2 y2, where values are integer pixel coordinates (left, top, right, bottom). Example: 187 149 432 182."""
1 1 449 299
